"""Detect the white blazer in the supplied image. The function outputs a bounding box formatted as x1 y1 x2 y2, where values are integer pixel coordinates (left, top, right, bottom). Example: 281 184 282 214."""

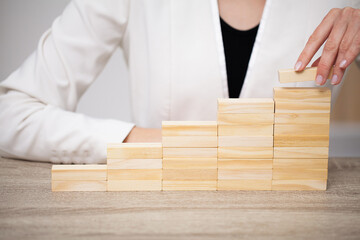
0 0 358 163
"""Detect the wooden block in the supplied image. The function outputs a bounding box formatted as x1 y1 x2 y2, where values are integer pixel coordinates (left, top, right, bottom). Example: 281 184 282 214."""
272 168 327 180
275 101 330 113
278 67 333 83
274 124 329 136
162 136 217 148
218 124 273 136
163 148 217 158
218 98 274 114
273 158 328 169
163 158 217 169
52 180 107 192
162 169 217 180
217 113 274 125
162 121 217 136
51 165 107 181
107 180 161 191
107 169 162 180
274 135 329 147
271 179 327 190
162 181 217 191
274 147 328 159
217 180 271 190
218 159 273 169
107 158 162 169
107 143 162 159
218 169 272 180
218 147 273 159
273 87 331 102
275 113 330 125
218 136 273 147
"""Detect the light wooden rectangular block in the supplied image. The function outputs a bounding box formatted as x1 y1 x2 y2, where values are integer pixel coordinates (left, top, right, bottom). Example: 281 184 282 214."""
275 113 330 124
217 113 274 125
51 165 107 181
218 147 273 159
218 98 274 114
275 101 330 113
273 158 328 169
278 67 333 83
274 124 329 136
162 121 217 136
162 169 217 180
217 180 272 190
218 169 272 180
107 180 161 191
163 158 217 169
218 159 273 169
107 158 162 169
273 87 331 102
163 181 217 191
163 148 217 158
107 143 162 159
271 179 327 190
218 136 273 147
107 169 162 180
272 168 328 180
52 180 107 192
274 135 329 147
274 147 328 159
162 136 217 148
218 124 274 136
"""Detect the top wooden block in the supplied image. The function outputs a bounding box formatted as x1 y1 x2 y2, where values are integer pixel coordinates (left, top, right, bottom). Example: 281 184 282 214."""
162 121 217 136
218 98 274 114
274 88 331 103
107 143 162 159
278 67 333 83
52 165 107 181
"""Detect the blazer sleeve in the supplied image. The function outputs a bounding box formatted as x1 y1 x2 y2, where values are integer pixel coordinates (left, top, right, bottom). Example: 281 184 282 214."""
0 0 134 163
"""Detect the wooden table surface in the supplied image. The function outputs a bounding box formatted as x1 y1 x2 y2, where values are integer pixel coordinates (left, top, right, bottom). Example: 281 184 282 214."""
0 157 359 240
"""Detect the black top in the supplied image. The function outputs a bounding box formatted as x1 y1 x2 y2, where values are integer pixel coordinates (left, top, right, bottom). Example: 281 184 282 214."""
220 17 259 98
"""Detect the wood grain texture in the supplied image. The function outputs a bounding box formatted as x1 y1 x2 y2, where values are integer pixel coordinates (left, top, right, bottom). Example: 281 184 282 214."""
275 113 330 124
218 169 273 180
107 169 162 180
51 165 107 181
52 180 107 192
278 67 333 83
275 101 331 113
218 136 273 147
107 180 162 191
107 158 162 169
162 136 217 148
271 179 327 190
107 143 162 159
163 158 217 169
218 159 273 169
274 147 328 159
273 87 331 102
273 158 328 169
162 121 217 136
217 179 272 190
218 147 273 159
274 124 329 136
218 98 274 113
162 169 217 180
218 124 274 136
217 113 274 125
163 147 217 158
272 168 328 180
162 181 217 191
274 135 329 147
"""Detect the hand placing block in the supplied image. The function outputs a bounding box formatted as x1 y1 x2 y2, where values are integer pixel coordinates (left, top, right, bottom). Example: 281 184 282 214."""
278 67 333 83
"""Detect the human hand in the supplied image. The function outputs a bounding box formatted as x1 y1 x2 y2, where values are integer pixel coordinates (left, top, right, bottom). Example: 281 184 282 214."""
123 126 162 143
294 7 360 86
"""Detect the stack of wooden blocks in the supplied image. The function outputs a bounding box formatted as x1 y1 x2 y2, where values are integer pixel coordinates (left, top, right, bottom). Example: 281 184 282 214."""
162 121 218 190
272 88 331 190
217 99 274 190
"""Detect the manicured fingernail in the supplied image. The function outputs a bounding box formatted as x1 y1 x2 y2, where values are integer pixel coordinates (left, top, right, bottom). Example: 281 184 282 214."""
331 74 338 85
294 61 302 71
315 75 323 86
339 59 347 68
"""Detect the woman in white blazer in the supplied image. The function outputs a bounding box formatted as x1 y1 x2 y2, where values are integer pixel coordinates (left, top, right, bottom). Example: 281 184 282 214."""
0 0 359 163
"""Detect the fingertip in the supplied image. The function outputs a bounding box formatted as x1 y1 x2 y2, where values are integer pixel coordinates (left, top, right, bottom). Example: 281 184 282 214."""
294 61 302 71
